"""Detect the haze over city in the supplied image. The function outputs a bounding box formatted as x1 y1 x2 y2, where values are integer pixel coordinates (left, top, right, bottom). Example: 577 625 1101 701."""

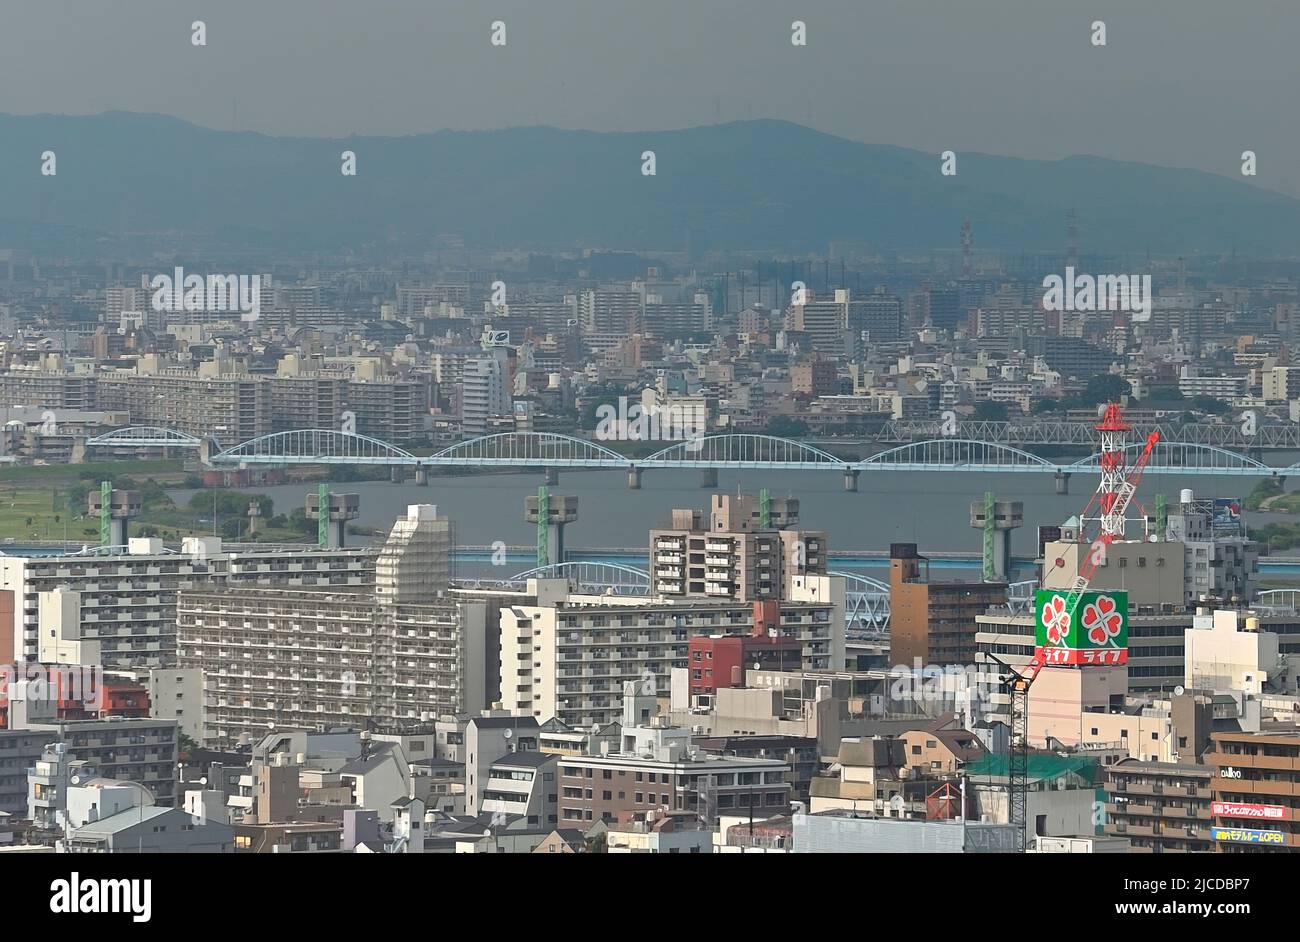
0 0 1290 909
4 0 1300 192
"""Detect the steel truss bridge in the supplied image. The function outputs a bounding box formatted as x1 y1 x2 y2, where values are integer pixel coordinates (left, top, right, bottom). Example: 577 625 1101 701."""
197 429 1300 481
872 419 1300 450
83 418 1300 461
455 561 1039 638
86 426 204 449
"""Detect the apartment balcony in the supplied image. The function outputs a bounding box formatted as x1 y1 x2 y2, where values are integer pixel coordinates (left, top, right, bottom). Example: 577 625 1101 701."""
1204 778 1300 799
1206 750 1300 773
1115 801 1157 816
1163 805 1211 821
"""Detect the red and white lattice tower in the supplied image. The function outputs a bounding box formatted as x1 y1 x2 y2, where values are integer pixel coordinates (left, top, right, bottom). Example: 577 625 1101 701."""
1093 402 1132 538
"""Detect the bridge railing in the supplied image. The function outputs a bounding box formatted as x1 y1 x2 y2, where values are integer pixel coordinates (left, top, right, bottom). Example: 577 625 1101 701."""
191 428 1300 476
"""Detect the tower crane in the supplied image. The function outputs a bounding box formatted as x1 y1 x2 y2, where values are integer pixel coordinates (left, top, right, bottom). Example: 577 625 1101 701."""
997 402 1159 852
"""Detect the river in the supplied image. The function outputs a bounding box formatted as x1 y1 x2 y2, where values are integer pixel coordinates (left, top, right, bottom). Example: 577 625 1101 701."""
167 468 1278 579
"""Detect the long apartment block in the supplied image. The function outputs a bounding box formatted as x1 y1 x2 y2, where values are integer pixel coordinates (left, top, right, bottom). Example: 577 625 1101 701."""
0 539 375 670
176 586 489 745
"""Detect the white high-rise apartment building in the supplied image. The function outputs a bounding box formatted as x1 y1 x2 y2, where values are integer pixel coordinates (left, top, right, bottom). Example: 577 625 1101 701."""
494 575 845 729
179 505 488 745
0 537 373 669
376 504 453 605
461 347 511 438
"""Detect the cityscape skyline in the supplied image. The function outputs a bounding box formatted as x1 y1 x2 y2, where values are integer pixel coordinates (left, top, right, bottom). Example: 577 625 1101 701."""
0 1 1294 899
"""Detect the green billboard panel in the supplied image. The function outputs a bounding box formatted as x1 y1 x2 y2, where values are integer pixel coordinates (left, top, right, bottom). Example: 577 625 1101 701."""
1035 589 1128 666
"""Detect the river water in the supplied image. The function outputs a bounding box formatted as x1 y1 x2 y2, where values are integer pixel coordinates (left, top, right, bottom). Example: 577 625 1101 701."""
167 468 1277 579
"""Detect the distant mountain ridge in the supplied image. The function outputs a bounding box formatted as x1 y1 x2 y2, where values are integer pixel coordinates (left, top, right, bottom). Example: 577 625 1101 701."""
0 112 1296 255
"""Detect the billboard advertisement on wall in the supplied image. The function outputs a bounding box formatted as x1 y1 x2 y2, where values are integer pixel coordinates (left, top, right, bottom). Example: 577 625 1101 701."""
1212 801 1285 820
1212 827 1285 845
1035 589 1128 666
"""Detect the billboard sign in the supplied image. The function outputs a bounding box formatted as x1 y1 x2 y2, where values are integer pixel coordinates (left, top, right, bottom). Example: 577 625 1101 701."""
1212 826 1285 846
1212 801 1285 820
1035 589 1128 666
1212 498 1242 532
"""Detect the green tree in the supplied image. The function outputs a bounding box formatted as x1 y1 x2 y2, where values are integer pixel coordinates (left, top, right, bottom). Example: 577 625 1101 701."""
972 401 1009 422
1147 386 1184 401
68 482 90 512
766 415 810 438
1081 374 1132 405
1190 395 1230 415
579 384 633 431
188 490 272 519
138 478 173 509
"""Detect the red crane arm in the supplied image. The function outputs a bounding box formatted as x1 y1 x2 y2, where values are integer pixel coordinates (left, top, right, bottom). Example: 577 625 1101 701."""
1018 430 1160 689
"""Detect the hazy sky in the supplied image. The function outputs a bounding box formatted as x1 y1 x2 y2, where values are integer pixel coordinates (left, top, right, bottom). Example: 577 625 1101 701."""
3 0 1299 192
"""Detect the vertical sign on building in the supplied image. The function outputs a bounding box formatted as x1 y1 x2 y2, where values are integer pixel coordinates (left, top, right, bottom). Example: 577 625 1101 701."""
318 483 329 549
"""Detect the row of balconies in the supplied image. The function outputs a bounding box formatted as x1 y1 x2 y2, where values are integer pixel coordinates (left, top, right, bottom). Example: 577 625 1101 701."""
1205 750 1300 771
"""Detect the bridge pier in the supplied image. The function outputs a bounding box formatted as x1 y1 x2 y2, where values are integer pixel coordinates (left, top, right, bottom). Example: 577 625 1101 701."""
628 466 642 489
843 469 859 492
1054 470 1070 495
390 467 405 484
700 468 718 488
414 467 428 486
544 468 560 486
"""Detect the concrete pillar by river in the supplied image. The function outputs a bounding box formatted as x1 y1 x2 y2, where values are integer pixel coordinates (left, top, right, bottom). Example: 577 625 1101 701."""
700 468 718 488
544 467 560 486
843 469 859 492
413 467 428 486
628 466 642 489
1054 470 1070 495
390 466 405 484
